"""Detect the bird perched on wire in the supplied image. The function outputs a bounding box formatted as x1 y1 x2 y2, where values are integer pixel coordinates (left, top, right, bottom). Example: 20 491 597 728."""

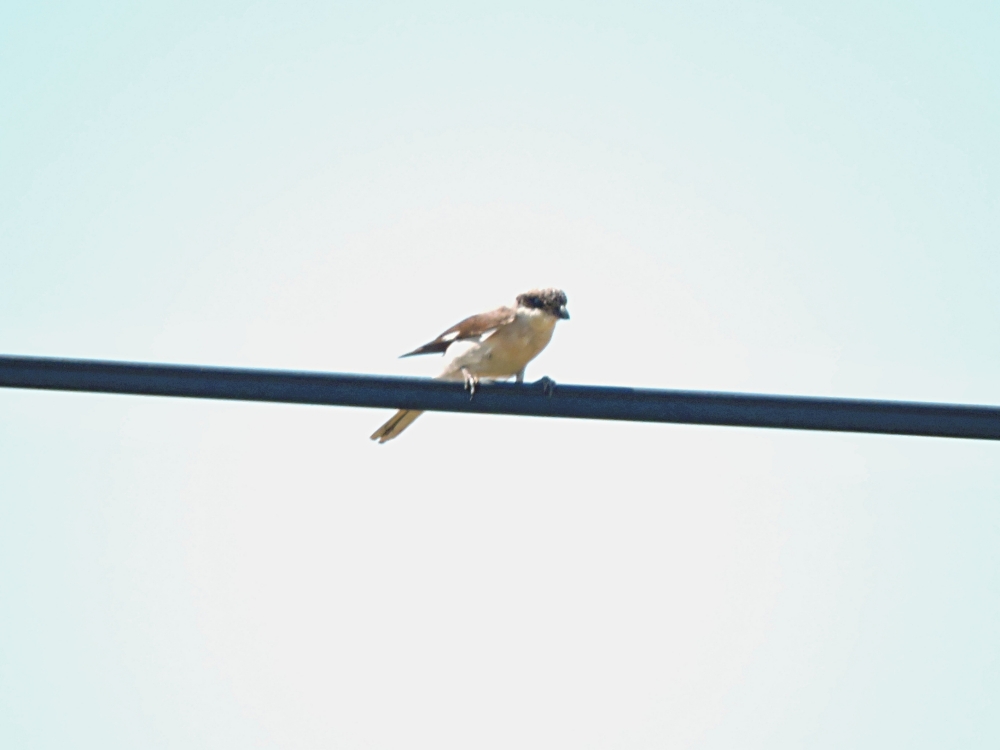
370 288 570 443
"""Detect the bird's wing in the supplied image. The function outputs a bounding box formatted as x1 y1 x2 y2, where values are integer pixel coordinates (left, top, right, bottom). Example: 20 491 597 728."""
400 305 517 357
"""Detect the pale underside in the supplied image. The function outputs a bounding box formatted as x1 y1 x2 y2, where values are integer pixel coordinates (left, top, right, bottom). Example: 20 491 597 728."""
437 307 558 381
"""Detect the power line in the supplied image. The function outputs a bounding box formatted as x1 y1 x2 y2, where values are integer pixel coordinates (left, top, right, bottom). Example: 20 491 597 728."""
1 354 998 440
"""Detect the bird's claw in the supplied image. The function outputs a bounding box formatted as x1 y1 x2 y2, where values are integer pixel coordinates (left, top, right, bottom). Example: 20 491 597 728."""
535 375 556 396
462 369 479 399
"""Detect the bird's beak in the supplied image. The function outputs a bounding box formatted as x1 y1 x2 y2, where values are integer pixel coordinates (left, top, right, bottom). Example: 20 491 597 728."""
558 306 570 320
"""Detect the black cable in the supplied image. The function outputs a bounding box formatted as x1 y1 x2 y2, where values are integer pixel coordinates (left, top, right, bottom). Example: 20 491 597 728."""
2 354 998 440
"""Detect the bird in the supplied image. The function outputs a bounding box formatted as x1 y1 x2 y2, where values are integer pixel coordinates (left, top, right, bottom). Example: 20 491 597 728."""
370 288 570 443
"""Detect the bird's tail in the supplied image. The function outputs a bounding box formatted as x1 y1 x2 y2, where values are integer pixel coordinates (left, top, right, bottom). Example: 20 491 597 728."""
370 409 424 443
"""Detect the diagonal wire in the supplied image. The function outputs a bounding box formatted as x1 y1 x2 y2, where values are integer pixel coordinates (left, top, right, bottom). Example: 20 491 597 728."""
2 354 999 440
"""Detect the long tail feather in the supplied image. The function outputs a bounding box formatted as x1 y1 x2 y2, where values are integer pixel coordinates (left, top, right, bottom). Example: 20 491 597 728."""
370 409 424 443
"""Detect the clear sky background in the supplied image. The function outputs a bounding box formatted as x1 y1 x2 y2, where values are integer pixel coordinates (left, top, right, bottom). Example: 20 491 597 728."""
2 2 999 747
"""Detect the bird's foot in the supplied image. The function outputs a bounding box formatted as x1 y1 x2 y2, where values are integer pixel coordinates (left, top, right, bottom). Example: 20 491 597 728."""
535 375 556 396
462 368 480 398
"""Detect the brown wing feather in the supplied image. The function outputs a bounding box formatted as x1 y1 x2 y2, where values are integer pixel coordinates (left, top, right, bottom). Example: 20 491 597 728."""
400 306 517 357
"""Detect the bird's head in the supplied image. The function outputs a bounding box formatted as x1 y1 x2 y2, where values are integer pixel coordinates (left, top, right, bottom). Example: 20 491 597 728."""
516 288 570 320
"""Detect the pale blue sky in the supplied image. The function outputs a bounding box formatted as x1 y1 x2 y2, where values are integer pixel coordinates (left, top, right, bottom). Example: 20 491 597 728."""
2 2 999 748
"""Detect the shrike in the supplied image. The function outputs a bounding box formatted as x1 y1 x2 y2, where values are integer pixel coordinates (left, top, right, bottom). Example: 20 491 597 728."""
370 288 570 443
